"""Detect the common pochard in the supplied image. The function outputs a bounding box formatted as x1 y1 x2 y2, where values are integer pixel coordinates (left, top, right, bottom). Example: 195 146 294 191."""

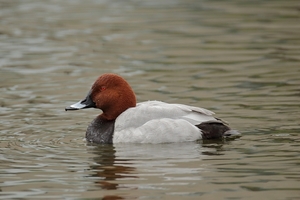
66 73 239 143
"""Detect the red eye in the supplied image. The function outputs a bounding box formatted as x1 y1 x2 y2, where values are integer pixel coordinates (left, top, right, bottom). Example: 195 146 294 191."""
101 86 106 91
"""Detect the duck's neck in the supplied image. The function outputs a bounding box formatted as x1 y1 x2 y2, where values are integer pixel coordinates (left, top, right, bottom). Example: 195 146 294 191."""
100 86 136 121
100 103 136 121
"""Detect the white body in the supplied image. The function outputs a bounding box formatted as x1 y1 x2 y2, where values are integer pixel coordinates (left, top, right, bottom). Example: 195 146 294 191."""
113 101 217 143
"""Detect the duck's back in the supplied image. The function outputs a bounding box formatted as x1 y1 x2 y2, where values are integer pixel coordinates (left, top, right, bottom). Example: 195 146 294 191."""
113 101 220 143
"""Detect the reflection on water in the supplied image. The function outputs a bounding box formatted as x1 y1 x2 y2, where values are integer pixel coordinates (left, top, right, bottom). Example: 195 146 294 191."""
0 0 299 199
88 145 136 199
89 145 136 190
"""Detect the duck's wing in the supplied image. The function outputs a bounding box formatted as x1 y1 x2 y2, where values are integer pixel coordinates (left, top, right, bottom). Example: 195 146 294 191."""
115 101 218 130
171 103 215 115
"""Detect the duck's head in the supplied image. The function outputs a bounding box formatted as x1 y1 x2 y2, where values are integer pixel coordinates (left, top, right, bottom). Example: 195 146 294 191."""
65 73 136 120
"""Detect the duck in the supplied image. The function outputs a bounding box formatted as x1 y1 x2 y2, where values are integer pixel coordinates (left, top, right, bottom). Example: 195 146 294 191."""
65 73 240 144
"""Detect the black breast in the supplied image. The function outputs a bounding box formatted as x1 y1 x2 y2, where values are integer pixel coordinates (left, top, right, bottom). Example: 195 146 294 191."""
86 116 115 144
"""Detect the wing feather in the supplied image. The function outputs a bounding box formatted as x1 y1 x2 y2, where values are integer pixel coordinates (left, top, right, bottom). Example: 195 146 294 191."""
115 101 217 130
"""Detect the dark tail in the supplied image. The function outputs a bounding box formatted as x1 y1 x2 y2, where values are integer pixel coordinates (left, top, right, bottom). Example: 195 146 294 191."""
196 121 239 140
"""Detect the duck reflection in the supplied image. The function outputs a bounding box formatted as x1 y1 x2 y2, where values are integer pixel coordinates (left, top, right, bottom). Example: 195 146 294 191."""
88 144 137 199
201 137 236 155
201 141 225 155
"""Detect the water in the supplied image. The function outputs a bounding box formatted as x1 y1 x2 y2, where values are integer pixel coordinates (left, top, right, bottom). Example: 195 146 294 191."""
0 0 299 199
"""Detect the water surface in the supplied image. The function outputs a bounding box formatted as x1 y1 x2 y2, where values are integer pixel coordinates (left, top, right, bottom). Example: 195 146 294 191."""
0 0 299 199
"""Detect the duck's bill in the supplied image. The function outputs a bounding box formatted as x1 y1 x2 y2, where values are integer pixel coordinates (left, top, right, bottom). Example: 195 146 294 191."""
65 91 96 111
65 101 88 110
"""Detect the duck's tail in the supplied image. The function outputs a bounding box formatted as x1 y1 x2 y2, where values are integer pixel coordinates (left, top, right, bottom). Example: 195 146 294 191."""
196 121 241 139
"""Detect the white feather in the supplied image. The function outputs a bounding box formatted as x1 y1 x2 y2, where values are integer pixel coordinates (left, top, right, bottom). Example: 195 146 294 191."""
113 101 218 143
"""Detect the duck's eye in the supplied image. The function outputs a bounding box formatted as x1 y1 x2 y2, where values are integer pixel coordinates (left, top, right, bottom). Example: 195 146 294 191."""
100 86 106 91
